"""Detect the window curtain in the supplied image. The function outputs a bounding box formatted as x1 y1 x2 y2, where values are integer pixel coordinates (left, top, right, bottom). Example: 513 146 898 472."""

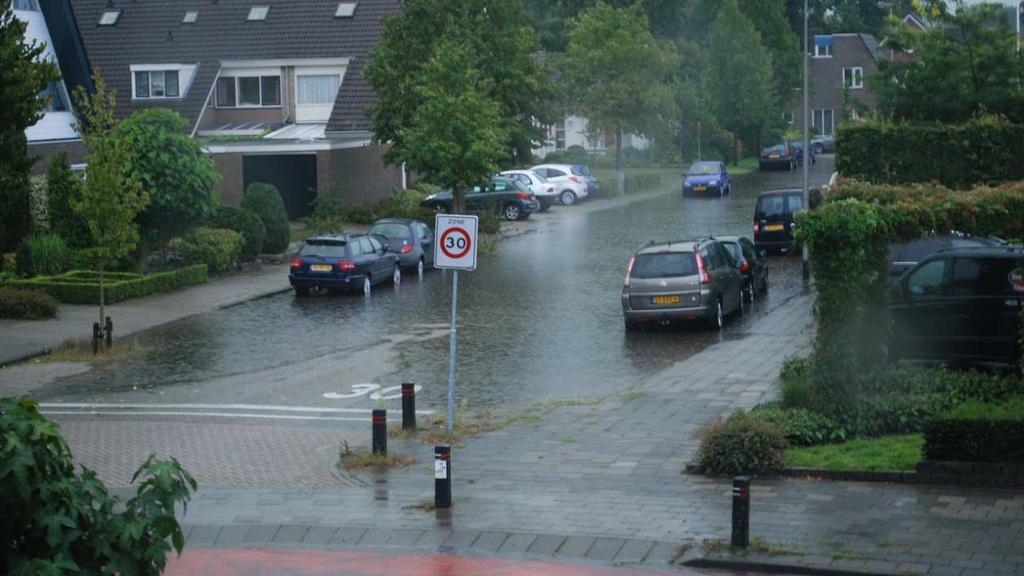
297 75 340 105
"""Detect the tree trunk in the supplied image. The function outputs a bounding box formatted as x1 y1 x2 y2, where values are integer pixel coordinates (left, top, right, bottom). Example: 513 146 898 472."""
453 185 464 213
615 127 625 194
98 262 105 331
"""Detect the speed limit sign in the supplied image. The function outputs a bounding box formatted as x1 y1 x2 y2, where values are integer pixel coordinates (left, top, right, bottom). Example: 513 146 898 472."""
434 214 478 271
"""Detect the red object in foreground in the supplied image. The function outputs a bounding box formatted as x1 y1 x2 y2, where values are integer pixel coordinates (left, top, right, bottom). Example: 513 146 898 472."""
165 549 695 576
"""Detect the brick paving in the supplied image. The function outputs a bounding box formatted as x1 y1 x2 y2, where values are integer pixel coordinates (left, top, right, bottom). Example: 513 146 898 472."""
41 287 1024 574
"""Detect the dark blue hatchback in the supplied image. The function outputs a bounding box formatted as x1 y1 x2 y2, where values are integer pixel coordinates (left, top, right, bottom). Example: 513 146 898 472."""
289 234 401 296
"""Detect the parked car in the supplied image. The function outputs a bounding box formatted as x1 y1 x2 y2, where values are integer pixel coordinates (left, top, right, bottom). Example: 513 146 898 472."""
888 246 1024 367
811 135 836 154
621 237 744 331
420 176 539 221
569 164 601 197
887 233 1007 287
529 164 591 206
759 143 798 170
717 235 769 302
289 234 400 296
499 170 558 212
753 189 805 253
369 218 434 275
786 140 817 166
682 161 732 197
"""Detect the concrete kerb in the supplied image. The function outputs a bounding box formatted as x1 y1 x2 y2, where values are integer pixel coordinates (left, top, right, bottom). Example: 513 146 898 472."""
683 557 899 576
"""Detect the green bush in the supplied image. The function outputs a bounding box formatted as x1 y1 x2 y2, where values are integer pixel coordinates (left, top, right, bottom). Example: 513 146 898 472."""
10 265 208 305
0 286 58 319
15 234 70 278
693 411 789 476
312 187 438 229
308 196 348 234
68 248 137 274
923 397 1024 463
0 398 196 574
543 145 590 165
45 151 91 248
175 227 242 274
241 182 290 253
2 253 15 274
209 207 265 262
478 209 502 235
837 119 1024 189
751 404 847 446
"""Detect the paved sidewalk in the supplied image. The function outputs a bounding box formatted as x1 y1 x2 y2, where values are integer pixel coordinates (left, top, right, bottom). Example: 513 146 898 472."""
0 264 290 366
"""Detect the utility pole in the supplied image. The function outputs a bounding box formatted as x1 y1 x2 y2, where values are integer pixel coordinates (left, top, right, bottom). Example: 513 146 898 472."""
802 0 811 282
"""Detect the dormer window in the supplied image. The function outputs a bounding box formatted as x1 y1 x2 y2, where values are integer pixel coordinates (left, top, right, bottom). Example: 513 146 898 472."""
183 11 199 24
134 70 180 99
99 10 120 26
13 0 40 11
247 6 269 21
335 2 358 18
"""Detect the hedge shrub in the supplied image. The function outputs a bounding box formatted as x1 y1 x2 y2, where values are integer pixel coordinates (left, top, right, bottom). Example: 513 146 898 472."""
209 206 265 262
693 411 789 476
317 187 438 228
0 286 59 319
15 234 71 278
240 183 290 253
10 265 208 305
837 120 1024 189
751 404 847 446
923 398 1024 463
175 227 242 274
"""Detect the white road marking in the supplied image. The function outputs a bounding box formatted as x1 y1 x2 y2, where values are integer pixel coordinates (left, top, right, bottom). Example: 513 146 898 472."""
37 402 434 415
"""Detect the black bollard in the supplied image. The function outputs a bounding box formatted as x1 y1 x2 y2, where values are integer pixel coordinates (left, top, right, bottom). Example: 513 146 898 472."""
401 382 416 432
731 476 750 548
372 409 387 455
104 316 113 349
434 445 451 509
92 322 101 355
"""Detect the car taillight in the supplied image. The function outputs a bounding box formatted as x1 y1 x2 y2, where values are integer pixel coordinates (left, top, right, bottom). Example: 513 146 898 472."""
569 175 582 183
290 258 304 269
515 191 530 200
753 220 760 235
623 255 636 289
695 252 710 284
337 260 356 271
401 244 414 254
741 260 750 273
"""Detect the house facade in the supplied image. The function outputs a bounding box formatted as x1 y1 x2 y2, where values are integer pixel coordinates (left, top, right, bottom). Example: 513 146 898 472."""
67 0 404 218
533 115 649 160
788 33 884 138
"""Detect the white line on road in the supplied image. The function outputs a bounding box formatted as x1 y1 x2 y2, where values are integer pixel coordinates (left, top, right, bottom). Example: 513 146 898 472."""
37 402 435 415
39 410 371 422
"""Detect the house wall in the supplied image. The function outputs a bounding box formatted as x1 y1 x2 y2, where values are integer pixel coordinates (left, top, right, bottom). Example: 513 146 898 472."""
533 115 650 160
790 35 881 137
318 145 403 205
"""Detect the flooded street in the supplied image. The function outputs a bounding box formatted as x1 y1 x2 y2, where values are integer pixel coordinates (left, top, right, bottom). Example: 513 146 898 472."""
29 159 833 412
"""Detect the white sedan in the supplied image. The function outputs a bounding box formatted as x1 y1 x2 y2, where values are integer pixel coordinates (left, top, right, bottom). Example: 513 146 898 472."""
529 164 590 206
499 170 557 212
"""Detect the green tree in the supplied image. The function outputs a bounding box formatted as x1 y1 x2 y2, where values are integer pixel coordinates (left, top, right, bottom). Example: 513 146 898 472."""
71 74 149 329
872 2 1024 123
111 108 219 261
394 37 506 211
562 2 680 171
1 398 196 575
45 151 90 248
703 0 779 156
0 5 59 253
365 0 551 166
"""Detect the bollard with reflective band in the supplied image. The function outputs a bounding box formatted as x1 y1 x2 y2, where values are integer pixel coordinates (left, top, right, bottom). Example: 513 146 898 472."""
372 409 387 455
434 445 451 508
401 383 416 432
731 476 750 548
92 322 101 355
104 316 113 349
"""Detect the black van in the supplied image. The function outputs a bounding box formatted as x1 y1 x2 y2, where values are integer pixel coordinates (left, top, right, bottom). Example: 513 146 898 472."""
888 246 1024 367
753 189 805 253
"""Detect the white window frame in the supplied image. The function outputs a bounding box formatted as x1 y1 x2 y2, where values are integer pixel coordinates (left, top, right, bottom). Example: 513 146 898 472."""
215 73 282 109
132 68 183 100
294 66 345 122
844 66 864 89
812 109 835 137
814 43 832 58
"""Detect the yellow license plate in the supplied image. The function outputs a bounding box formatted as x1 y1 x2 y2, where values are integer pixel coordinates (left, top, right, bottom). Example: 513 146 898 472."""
765 224 785 232
310 264 332 272
652 295 681 305
770 154 780 159
694 186 707 192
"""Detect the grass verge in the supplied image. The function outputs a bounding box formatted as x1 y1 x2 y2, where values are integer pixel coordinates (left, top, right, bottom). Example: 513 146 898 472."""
338 450 416 472
36 338 148 364
727 157 759 176
786 434 923 472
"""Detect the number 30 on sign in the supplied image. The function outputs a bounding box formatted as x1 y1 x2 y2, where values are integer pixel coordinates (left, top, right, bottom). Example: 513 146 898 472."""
434 214 479 271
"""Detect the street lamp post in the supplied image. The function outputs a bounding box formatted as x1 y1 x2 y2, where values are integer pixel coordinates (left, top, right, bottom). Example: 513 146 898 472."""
801 0 811 282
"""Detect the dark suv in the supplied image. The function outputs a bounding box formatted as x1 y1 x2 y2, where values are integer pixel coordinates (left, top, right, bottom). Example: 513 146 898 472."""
753 189 804 253
289 234 400 296
621 238 744 330
420 176 539 221
888 246 1024 367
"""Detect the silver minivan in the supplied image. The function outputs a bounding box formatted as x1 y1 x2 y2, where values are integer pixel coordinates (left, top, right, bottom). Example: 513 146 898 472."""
621 238 744 330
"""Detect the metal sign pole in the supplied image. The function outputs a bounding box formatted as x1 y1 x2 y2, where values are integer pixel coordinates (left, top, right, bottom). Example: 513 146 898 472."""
446 269 459 433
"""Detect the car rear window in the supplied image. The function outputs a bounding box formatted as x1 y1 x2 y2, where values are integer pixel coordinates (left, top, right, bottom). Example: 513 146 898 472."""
370 223 411 239
765 145 786 153
631 252 698 279
756 195 787 218
300 240 347 258
722 242 741 259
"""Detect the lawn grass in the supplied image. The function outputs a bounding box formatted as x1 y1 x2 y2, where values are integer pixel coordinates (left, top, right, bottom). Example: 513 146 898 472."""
727 157 759 176
786 435 924 472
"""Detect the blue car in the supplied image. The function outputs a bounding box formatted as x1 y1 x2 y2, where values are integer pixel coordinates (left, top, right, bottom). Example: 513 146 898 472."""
786 140 817 166
682 161 732 197
289 234 401 297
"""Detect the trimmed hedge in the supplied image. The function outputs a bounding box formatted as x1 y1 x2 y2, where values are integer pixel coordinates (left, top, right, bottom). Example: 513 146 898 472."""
10 265 208 305
924 398 1024 463
175 227 242 274
836 120 1024 189
0 287 59 320
209 206 265 262
241 183 290 253
693 411 789 476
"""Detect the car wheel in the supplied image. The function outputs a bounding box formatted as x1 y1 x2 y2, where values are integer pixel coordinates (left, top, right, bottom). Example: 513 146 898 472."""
719 186 725 198
762 271 769 295
560 190 577 206
504 203 522 221
363 275 372 295
744 280 755 303
294 287 310 297
417 258 425 276
391 265 401 286
707 298 724 330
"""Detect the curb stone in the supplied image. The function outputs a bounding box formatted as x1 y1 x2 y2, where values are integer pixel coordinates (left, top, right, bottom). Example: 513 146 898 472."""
683 557 899 576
